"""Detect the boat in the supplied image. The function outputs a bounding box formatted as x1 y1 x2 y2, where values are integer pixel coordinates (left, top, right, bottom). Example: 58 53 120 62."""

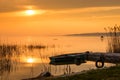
49 53 87 65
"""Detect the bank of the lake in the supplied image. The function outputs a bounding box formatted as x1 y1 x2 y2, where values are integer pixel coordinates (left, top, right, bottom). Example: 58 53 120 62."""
46 65 120 80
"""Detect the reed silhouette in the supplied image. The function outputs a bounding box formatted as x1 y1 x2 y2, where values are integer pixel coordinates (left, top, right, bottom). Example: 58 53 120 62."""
0 43 48 77
105 24 120 53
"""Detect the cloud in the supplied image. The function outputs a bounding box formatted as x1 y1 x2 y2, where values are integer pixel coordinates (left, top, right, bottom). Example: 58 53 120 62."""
43 6 120 20
29 0 120 10
0 0 26 12
0 0 120 13
48 7 120 14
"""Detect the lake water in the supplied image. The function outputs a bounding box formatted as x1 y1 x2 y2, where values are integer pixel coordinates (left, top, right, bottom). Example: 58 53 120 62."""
0 36 114 80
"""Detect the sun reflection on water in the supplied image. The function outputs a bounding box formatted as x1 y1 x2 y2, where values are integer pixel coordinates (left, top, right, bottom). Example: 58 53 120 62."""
27 58 34 63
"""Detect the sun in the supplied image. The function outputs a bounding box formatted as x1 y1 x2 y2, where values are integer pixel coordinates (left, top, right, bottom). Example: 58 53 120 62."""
25 10 35 16
19 9 46 16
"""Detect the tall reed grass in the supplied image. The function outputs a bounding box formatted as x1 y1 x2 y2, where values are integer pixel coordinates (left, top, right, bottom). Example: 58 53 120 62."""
105 24 120 53
0 43 48 76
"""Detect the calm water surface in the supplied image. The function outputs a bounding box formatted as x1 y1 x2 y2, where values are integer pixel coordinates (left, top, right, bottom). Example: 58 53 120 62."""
0 36 114 80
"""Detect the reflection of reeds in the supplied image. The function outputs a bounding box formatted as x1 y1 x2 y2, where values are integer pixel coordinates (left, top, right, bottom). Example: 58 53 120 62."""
0 59 11 73
105 24 120 53
0 44 48 76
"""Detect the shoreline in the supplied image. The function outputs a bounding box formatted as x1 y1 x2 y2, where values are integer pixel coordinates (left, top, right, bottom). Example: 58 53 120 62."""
23 64 117 80
45 65 120 80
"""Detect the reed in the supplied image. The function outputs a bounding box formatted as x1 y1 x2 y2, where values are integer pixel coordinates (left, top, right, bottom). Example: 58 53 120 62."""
105 24 120 53
27 44 46 50
0 44 47 55
0 43 48 75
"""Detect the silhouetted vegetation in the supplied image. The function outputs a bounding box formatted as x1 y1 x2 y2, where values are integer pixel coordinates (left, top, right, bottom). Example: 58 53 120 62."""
0 43 48 76
0 44 18 76
27 44 46 50
0 44 47 55
105 24 120 53
46 65 120 80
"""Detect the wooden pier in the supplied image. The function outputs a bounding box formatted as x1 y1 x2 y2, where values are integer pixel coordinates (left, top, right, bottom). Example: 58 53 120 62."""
49 52 120 68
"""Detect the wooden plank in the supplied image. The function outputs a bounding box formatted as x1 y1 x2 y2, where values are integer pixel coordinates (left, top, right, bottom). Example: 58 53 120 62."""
87 52 120 63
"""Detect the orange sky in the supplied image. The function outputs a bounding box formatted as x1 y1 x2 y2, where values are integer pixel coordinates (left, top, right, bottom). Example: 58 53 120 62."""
0 0 120 36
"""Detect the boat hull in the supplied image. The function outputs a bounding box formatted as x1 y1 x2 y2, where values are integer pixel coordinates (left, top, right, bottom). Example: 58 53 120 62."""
49 53 86 65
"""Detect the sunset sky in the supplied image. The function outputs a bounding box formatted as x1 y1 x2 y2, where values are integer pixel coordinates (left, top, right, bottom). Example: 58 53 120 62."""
0 0 120 36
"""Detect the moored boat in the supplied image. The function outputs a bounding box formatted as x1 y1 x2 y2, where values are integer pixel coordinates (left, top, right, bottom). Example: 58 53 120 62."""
49 53 87 65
